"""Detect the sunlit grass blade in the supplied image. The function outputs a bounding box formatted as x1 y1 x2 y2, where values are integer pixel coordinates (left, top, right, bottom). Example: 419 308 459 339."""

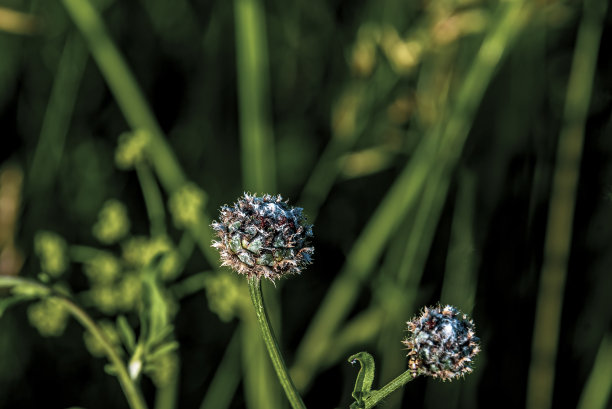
526 0 608 408
61 0 218 265
29 33 87 192
576 334 612 409
234 0 275 193
291 0 530 391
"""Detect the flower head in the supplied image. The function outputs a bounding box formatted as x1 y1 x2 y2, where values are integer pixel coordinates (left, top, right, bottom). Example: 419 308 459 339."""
34 231 68 277
403 304 480 381
93 199 130 244
211 193 314 281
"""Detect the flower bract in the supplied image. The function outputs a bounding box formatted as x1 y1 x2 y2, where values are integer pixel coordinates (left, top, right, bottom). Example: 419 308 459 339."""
211 193 314 281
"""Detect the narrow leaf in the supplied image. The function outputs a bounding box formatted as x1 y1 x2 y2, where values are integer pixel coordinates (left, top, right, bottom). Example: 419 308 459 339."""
348 351 376 406
116 315 136 353
147 340 179 361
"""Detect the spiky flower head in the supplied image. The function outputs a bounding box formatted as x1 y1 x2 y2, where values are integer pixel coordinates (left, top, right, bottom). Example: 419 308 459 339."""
403 304 480 381
211 193 314 281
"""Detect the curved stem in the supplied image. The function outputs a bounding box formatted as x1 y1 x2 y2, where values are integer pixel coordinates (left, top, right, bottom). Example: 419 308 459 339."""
135 162 166 238
0 276 149 409
247 277 306 409
362 370 415 409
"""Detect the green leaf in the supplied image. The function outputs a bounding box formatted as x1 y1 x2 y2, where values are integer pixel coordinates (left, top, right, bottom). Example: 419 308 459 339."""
116 315 136 353
104 363 118 376
147 324 174 347
140 266 171 344
348 351 376 408
9 283 50 298
147 340 179 361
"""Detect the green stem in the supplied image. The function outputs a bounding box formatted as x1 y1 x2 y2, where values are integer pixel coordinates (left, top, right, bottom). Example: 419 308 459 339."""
28 33 87 193
291 0 530 391
135 162 166 237
234 0 276 192
361 370 415 409
576 333 612 409
247 277 306 409
0 276 149 409
526 1 607 408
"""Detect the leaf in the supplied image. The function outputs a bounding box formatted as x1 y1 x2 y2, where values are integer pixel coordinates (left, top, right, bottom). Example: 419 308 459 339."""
104 363 118 376
150 323 174 344
147 340 179 361
116 315 136 353
140 266 171 345
348 351 376 408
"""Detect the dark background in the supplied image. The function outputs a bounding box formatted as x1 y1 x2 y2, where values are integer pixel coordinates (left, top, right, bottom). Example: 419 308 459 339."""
1 0 611 408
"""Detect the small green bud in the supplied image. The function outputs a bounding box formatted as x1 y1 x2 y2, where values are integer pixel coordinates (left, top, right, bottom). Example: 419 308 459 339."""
34 231 68 277
168 183 207 229
27 298 69 337
93 199 130 244
84 253 121 285
115 129 150 169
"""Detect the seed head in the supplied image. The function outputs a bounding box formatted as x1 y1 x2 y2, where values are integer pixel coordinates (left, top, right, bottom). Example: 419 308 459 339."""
211 193 314 281
403 304 480 381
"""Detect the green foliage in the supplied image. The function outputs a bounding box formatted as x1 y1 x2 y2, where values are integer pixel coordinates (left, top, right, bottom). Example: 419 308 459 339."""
0 0 610 408
349 352 376 408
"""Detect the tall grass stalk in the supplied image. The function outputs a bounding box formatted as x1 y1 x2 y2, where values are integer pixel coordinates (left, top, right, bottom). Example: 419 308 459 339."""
291 0 530 390
576 334 612 409
234 0 276 193
424 170 479 409
377 164 451 407
233 1 286 408
28 33 87 192
526 1 607 408
135 162 167 238
61 0 218 264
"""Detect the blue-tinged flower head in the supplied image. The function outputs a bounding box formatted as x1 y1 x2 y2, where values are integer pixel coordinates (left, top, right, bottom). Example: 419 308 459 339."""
403 304 480 380
211 193 314 281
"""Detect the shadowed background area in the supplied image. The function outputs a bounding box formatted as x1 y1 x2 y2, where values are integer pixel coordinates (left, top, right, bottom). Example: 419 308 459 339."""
1 0 611 409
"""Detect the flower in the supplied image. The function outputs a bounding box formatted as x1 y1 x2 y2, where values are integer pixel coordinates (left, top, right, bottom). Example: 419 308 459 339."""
27 298 69 337
211 193 314 281
84 252 121 285
115 129 150 169
93 199 130 244
168 183 207 229
34 231 68 277
403 304 480 380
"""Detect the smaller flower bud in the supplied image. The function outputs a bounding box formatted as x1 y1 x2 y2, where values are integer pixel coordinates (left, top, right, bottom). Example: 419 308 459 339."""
34 231 68 277
168 183 207 229
115 129 150 170
211 193 314 281
403 304 480 381
27 298 69 337
93 199 130 244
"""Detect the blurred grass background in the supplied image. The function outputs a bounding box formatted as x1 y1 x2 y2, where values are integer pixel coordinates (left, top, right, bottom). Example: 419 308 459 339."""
1 0 611 408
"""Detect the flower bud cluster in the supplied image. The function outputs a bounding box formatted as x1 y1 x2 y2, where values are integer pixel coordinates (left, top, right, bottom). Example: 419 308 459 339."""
403 304 480 381
212 193 314 281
